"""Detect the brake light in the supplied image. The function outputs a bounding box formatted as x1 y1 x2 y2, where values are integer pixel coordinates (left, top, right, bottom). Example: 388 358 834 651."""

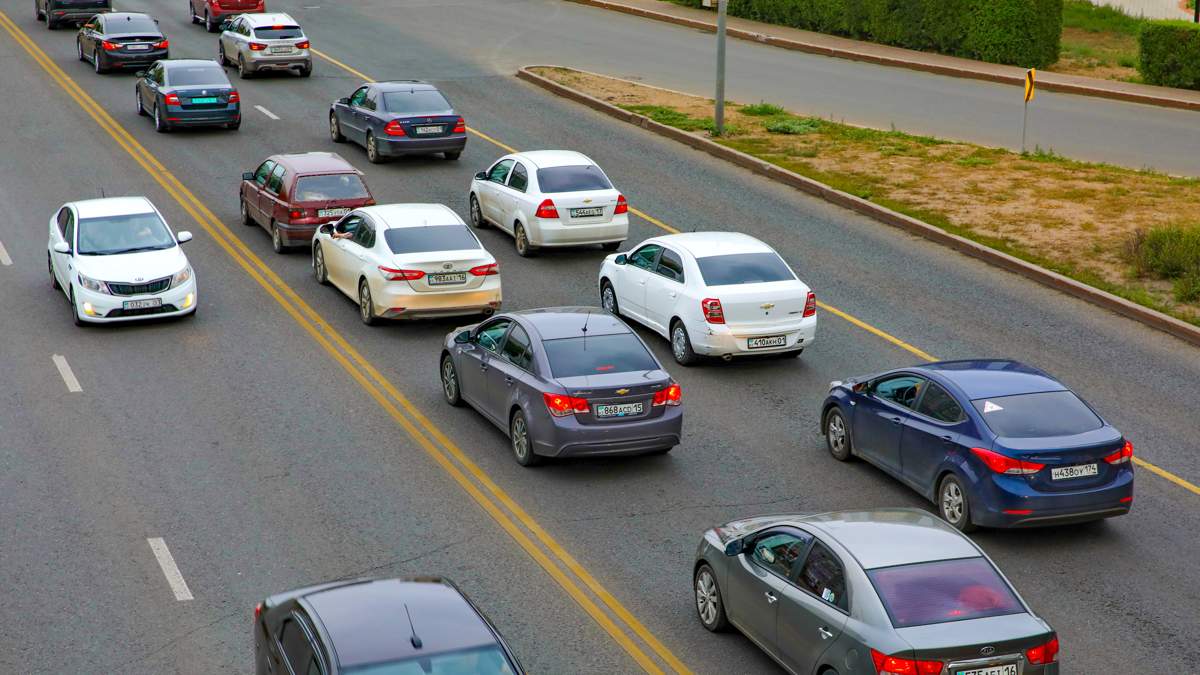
535 199 559 219
228 91 240 103
614 194 628 215
164 93 181 106
469 263 499 276
652 383 682 407
254 602 263 621
296 40 311 49
701 298 725 324
453 116 466 133
870 649 943 675
249 42 267 51
1104 440 1133 465
154 40 169 49
378 266 424 281
971 447 1044 475
384 120 407 137
288 209 305 220
1025 636 1059 665
543 392 589 417
803 291 817 317
101 40 120 51
272 25 285 29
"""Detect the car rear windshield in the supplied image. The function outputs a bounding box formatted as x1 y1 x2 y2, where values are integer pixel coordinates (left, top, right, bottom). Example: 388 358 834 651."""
343 644 515 675
972 390 1103 438
695 252 795 286
384 225 480 254
543 333 659 378
108 17 158 34
867 557 1024 628
167 66 227 87
381 89 452 114
293 174 369 202
77 212 175 255
535 165 612 193
253 25 303 39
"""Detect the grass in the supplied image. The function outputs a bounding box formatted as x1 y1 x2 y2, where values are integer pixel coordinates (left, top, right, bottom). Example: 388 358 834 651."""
1055 1 1145 81
740 102 786 116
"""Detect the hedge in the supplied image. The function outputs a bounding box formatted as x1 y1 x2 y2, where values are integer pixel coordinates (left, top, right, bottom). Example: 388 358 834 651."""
1138 21 1200 89
668 0 1062 68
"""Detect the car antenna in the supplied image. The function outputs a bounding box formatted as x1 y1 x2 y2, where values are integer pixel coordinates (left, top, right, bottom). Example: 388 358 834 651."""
99 187 106 198
581 309 591 350
404 603 423 649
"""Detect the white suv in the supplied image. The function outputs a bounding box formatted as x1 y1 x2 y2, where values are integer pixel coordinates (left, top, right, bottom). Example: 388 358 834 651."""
218 13 312 78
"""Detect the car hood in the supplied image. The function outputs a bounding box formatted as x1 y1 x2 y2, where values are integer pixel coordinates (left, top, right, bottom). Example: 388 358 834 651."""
76 247 187 283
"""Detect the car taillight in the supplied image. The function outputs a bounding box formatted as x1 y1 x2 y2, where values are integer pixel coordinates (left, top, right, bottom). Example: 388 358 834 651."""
249 42 267 51
101 40 120 51
700 297 725 324
295 40 311 49
228 91 240 103
1025 636 1059 665
1104 440 1133 464
254 602 263 621
652 383 682 407
378 266 424 281
453 116 466 133
543 392 589 417
384 120 407 137
971 447 1045 475
164 93 181 106
803 291 817 317
870 649 942 675
469 263 499 276
535 199 559 219
154 40 169 49
288 208 305 220
614 194 628 215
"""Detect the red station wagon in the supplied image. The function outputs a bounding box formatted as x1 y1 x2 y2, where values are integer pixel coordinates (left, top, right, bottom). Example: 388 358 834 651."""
240 152 375 253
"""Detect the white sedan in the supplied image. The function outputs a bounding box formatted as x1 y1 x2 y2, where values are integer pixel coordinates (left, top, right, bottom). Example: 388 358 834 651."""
598 232 816 365
312 204 501 323
468 150 628 257
47 196 197 325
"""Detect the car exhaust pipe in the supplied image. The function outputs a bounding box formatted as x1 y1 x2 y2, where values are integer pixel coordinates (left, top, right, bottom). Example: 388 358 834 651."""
721 353 733 362
482 307 495 316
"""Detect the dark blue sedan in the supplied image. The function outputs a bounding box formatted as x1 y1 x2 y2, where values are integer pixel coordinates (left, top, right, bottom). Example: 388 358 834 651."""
135 59 240 132
329 80 467 163
820 359 1133 530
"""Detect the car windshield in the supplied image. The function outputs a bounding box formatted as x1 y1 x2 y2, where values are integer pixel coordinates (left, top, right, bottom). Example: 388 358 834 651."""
695 252 795 286
343 644 515 675
381 89 452 114
77 212 175 255
384 225 480 254
253 25 303 39
109 17 158 34
867 557 1024 628
543 334 659 378
535 165 612 193
293 174 370 202
167 66 227 87
972 390 1103 438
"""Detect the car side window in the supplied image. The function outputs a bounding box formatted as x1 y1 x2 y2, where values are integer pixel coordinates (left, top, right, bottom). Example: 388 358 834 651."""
253 160 274 186
916 382 965 423
349 86 369 107
487 160 514 184
501 324 533 371
266 165 286 194
279 618 315 675
363 90 377 112
507 163 528 192
352 220 374 248
629 244 662 271
797 541 849 611
56 207 71 236
751 530 812 580
656 248 685 282
336 214 363 238
475 319 512 354
873 375 924 410
156 65 167 86
64 213 76 250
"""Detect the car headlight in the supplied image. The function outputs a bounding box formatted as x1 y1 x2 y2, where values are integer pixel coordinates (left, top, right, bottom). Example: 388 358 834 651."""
171 266 192 288
77 273 110 294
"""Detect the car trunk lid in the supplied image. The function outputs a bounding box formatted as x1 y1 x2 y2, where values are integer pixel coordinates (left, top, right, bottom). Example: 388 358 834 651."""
556 371 672 425
389 249 494 293
546 189 620 225
898 614 1052 672
386 113 460 139
172 85 234 109
995 427 1125 492
709 280 811 332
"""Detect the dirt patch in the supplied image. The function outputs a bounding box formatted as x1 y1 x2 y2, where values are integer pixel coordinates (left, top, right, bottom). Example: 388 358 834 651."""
1052 27 1140 81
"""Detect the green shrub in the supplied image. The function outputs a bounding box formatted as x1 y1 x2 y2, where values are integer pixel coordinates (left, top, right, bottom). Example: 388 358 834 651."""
765 117 822 134
740 102 786 116
1174 270 1200 303
1128 224 1200 278
1138 21 1200 89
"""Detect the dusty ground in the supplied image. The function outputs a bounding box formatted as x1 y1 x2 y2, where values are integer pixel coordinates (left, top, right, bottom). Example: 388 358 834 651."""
1052 27 1140 81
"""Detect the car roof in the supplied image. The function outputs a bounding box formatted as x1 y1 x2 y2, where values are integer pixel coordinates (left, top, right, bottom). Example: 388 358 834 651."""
513 307 630 340
271 152 358 175
915 360 1065 400
375 80 438 92
304 578 500 668
358 204 463 229
797 509 982 569
240 12 299 27
71 196 156 219
513 150 596 169
653 231 772 258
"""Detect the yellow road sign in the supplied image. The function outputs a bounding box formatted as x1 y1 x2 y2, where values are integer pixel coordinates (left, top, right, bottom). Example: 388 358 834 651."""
1024 68 1036 103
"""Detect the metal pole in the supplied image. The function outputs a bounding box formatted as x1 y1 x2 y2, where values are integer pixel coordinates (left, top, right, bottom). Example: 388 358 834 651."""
1021 100 1029 154
1194 0 1198 24
714 0 727 136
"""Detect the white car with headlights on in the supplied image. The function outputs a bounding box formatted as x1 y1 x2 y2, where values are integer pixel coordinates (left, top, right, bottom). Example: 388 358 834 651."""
47 197 197 325
312 204 501 324
598 232 816 365
468 150 628 257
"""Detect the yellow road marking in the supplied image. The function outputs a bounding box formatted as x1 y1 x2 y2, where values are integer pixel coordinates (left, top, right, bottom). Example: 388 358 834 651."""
816 302 937 362
3 14 684 674
1133 457 1200 497
310 47 374 82
630 208 681 234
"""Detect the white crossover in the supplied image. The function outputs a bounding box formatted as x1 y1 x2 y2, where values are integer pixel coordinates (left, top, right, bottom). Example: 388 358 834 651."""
311 204 501 323
47 196 197 325
218 13 312 78
468 150 628 257
598 232 816 365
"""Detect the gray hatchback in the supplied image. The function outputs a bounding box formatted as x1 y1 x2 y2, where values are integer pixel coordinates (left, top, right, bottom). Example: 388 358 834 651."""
440 307 682 466
694 509 1060 675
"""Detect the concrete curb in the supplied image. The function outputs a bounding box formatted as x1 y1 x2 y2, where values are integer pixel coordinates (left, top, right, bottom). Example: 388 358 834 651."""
566 0 1200 113
517 65 1200 349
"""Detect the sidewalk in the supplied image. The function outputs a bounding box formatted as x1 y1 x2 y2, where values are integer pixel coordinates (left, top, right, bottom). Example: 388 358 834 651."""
569 0 1200 112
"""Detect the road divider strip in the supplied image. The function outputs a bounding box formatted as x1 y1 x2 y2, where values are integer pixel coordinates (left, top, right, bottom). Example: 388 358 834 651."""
51 354 81 392
147 537 194 601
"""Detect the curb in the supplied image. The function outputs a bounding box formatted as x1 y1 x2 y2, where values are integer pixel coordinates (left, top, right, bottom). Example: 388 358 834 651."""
566 0 1200 113
517 65 1200 349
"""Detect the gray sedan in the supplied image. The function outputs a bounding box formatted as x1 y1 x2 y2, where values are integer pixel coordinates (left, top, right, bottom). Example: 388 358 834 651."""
694 509 1060 675
440 307 682 466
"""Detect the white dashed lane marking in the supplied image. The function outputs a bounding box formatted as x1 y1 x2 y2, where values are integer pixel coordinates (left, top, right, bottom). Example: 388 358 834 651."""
147 538 194 601
254 105 279 120
51 354 81 392
0 240 11 266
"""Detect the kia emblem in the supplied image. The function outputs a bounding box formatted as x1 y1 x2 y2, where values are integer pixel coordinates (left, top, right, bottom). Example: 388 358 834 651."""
980 646 996 656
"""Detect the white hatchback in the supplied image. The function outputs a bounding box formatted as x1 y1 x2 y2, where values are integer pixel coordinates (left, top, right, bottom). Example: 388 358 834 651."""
311 204 501 323
468 150 628 257
598 232 816 365
47 197 197 325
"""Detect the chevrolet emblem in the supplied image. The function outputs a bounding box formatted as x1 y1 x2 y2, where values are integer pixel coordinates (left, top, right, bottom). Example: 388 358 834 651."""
615 388 630 395
583 198 592 204
761 302 775 310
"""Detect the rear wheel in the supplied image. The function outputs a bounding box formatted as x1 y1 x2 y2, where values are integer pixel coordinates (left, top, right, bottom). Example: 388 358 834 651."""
270 221 285 254
358 279 377 326
366 132 383 164
510 410 541 467
468 194 486 229
225 117 240 131
153 102 169 133
671 320 699 367
237 54 251 79
93 48 104 74
694 564 729 632
299 64 312 78
190 1 199 23
313 243 329 285
601 241 621 251
444 151 461 160
600 281 619 316
514 223 535 257
825 408 852 461
939 474 977 533
329 113 345 143
441 355 464 407
204 11 218 33
45 12 56 29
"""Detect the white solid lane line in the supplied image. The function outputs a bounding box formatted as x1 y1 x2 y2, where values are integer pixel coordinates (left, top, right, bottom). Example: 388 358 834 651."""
51 354 81 393
0 240 11 266
254 105 279 120
147 537 194 601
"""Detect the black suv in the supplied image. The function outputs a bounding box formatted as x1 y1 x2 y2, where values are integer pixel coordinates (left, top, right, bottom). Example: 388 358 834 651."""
36 0 112 30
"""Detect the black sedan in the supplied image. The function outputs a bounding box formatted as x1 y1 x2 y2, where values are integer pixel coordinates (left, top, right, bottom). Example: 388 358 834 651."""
76 12 167 74
329 80 467 163
254 577 522 675
135 59 240 133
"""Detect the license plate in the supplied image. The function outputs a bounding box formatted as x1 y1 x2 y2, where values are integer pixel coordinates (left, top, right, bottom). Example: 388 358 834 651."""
427 272 467 286
958 665 1017 675
570 207 604 218
747 335 786 349
1051 463 1098 480
270 45 291 54
595 402 644 418
317 208 350 218
414 125 443 135
190 97 218 104
126 44 150 51
123 298 162 310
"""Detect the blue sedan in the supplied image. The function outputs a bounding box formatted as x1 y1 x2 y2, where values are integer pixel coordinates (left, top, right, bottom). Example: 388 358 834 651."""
820 359 1133 530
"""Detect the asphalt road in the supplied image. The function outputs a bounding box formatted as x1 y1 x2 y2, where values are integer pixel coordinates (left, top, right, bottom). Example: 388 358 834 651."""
1 0 1198 673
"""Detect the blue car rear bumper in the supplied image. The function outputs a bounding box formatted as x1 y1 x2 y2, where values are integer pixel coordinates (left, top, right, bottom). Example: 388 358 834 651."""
970 468 1134 528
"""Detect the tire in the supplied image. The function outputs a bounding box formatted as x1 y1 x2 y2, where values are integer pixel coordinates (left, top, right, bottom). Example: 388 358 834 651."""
313 243 329 285
444 151 461 160
329 113 345 143
939 474 977 533
780 349 803 358
299 64 312 78
70 289 86 327
694 564 729 632
514 222 535 257
153 102 169 133
510 409 541 467
825 408 853 461
670 320 699 366
93 48 104 74
468 194 486 228
600 280 619 316
440 355 464 407
225 117 240 131
270 221 285 254
237 54 251 79
366 132 383 164
190 1 199 24
48 253 61 290
217 43 227 66
36 1 43 20
76 39 84 61
358 279 377 326
205 11 218 33
601 241 621 251
135 88 146 116
239 197 254 226
46 12 56 29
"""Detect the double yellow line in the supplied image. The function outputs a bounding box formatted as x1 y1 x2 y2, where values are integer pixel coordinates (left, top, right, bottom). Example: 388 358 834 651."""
0 12 688 674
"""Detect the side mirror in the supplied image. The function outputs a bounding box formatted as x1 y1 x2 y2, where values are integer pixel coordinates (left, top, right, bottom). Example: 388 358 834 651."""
723 539 744 556
135 70 146 78
177 231 193 244
614 254 628 265
337 97 350 105
242 171 255 181
454 330 471 345
852 381 869 394
474 171 487 181
53 241 71 254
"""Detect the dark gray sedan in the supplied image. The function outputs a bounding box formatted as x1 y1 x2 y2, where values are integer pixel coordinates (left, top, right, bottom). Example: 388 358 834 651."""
694 509 1060 675
135 59 240 133
440 307 682 466
76 12 167 74
330 80 467 163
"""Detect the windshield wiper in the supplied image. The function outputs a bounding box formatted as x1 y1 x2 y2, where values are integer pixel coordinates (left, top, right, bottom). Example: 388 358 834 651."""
118 245 173 254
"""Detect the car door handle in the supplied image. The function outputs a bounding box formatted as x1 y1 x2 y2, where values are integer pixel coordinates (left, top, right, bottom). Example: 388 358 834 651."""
764 591 777 604
637 280 646 286
818 626 834 640
941 435 954 442
504 376 513 386
668 291 676 298
889 416 902 425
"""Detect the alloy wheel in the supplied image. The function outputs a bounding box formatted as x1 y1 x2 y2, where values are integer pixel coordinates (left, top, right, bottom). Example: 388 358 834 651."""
601 285 616 314
441 358 458 402
271 223 283 253
470 195 483 227
695 569 719 626
93 49 101 73
672 326 687 361
329 114 340 142
942 481 965 524
828 414 847 455
313 245 327 283
367 134 379 163
511 415 530 462
359 282 374 324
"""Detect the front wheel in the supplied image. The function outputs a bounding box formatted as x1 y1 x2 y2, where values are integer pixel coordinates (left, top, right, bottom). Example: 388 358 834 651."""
694 564 729 632
239 197 254 226
70 289 86 326
600 281 619 316
313 243 329 285
36 1 43 20
510 410 541 467
48 253 61 290
76 39 84 61
825 408 852 461
217 43 227 66
469 194 486 229
441 355 464 407
939 474 977 533
671 321 699 366
329 113 345 143
358 279 377 326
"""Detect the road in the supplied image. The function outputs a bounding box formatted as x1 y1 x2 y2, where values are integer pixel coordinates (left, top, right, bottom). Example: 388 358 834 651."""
0 0 1198 672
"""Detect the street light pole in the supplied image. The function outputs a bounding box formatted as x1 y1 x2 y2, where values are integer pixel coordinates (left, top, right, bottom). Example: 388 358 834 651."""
714 0 728 136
